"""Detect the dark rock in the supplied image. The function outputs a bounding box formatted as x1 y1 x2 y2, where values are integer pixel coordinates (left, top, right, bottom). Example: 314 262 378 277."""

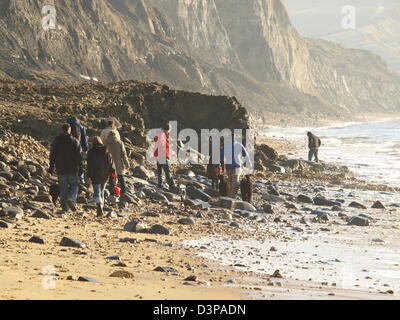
285 203 297 210
106 256 120 261
109 271 134 279
372 201 385 209
269 164 286 174
313 196 341 207
219 197 241 209
186 187 211 202
268 187 280 196
262 194 285 202
29 236 45 244
0 220 12 228
178 218 195 225
77 276 100 283
272 269 283 278
184 275 197 281
149 191 169 202
33 194 52 203
359 213 373 220
123 220 148 233
141 211 160 218
119 193 137 204
297 194 314 204
119 237 139 244
348 216 370 226
148 224 170 235
60 237 86 248
331 205 341 211
263 204 274 214
229 221 240 228
0 171 13 181
1 207 24 220
12 172 27 183
23 202 40 210
349 201 367 209
203 188 220 198
154 266 178 274
234 263 247 267
31 210 52 219
131 166 154 180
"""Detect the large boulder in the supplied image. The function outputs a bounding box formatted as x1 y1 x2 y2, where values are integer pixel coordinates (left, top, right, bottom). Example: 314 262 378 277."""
0 207 24 220
148 224 170 235
297 194 314 204
131 166 154 180
313 196 341 207
348 216 370 226
124 220 148 233
235 201 256 212
256 144 279 161
372 201 385 209
186 187 211 202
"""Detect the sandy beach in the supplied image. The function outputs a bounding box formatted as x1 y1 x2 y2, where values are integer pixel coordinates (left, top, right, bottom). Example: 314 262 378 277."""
1 126 399 300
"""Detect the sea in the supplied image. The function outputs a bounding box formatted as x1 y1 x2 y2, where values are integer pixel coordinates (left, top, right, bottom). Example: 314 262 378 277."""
260 118 400 187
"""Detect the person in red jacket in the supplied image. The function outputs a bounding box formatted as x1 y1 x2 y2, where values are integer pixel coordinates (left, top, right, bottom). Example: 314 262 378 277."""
154 123 175 189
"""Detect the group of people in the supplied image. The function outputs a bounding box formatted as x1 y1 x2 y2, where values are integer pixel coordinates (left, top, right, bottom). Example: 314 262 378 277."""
47 116 322 215
48 119 129 216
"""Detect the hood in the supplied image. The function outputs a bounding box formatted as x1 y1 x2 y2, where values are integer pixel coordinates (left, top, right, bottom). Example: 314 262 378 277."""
92 144 107 155
68 118 80 126
106 134 121 145
56 132 73 143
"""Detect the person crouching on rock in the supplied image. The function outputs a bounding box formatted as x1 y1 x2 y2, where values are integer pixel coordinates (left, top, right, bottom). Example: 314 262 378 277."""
105 130 130 195
48 123 83 214
307 132 322 163
154 123 175 190
87 136 115 217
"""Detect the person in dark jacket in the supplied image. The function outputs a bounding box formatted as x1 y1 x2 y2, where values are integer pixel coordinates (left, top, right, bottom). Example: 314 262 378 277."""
48 124 83 214
67 117 89 153
87 136 114 216
307 132 322 163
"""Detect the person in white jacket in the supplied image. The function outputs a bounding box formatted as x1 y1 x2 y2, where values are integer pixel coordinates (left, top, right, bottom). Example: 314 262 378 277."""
101 120 120 144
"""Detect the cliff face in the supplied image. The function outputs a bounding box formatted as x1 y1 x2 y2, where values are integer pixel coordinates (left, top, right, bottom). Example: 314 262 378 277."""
1 0 400 120
0 77 249 146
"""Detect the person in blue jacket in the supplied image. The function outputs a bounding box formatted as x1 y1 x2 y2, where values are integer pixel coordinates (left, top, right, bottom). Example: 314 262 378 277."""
67 117 89 153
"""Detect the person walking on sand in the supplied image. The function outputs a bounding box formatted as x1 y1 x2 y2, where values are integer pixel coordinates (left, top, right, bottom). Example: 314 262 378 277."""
220 133 252 199
307 131 322 163
105 130 130 195
101 119 120 144
48 123 83 214
154 122 175 190
87 136 115 217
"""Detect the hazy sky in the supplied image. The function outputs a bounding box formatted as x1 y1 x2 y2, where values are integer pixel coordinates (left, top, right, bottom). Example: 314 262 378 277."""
282 0 396 37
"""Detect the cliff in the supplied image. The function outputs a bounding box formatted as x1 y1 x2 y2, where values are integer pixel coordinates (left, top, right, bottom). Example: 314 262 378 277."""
1 0 400 121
